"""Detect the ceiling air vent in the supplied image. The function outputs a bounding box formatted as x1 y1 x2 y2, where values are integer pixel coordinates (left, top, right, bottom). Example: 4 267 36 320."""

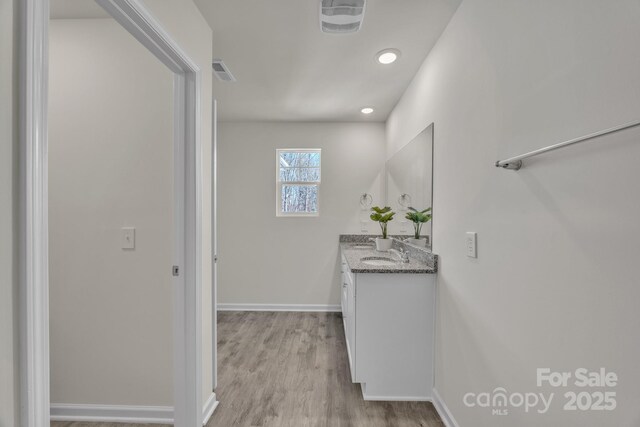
212 59 236 82
320 0 366 34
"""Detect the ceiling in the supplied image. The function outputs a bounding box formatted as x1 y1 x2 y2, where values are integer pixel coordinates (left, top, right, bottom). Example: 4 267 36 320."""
50 0 461 122
50 0 111 19
195 0 461 122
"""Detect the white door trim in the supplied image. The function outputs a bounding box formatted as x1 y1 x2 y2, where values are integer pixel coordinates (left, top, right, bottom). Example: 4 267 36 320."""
19 0 51 424
212 99 218 391
19 1 207 426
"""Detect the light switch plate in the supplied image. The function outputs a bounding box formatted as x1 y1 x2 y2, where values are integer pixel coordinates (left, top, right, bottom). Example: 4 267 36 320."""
466 232 477 258
122 227 135 249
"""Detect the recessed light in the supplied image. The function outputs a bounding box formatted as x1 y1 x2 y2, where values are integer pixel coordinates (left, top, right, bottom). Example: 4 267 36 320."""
376 49 400 65
361 107 374 114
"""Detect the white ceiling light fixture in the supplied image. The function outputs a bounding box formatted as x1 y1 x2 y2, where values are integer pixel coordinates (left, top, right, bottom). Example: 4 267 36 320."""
361 107 374 114
320 0 366 34
376 48 400 65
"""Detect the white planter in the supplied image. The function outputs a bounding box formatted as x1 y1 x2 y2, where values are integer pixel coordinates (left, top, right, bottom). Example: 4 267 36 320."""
405 237 427 248
375 238 393 251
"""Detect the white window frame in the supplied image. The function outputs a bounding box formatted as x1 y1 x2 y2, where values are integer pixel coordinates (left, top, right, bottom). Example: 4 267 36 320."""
276 148 321 217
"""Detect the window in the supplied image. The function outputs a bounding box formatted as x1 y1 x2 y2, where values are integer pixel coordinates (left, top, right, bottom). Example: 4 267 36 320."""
276 149 321 216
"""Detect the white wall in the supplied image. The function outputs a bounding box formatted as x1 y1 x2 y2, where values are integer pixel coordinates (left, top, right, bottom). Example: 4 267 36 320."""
0 0 19 425
217 122 385 306
49 18 175 406
387 1 640 426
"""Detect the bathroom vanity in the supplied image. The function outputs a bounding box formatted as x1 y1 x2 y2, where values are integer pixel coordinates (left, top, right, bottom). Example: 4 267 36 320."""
339 236 437 401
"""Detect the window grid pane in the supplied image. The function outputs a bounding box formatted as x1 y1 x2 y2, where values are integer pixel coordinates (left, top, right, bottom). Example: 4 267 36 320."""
279 167 320 182
279 151 320 168
281 184 318 214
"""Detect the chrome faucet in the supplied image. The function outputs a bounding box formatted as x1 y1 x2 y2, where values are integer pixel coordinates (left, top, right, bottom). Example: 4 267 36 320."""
389 248 410 263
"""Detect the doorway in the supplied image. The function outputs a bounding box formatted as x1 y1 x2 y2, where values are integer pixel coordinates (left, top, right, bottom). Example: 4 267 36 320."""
19 1 210 426
47 11 174 422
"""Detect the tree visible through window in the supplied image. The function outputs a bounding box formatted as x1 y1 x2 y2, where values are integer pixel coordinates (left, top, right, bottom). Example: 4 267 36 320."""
276 149 321 216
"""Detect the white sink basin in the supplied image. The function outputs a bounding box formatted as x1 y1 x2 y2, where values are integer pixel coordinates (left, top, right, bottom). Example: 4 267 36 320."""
361 257 397 267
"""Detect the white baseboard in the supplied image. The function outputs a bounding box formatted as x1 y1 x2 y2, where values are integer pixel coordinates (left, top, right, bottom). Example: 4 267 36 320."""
50 403 173 424
51 395 219 426
360 383 431 402
432 388 460 427
202 392 218 425
217 303 341 312
361 394 432 401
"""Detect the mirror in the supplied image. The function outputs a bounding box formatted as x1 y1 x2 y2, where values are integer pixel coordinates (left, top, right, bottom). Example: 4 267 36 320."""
385 123 434 248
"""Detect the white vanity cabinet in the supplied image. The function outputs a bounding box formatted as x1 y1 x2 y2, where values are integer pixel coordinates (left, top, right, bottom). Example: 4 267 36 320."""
340 251 436 401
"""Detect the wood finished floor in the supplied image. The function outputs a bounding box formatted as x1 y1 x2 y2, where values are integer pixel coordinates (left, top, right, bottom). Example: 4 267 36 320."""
52 311 444 427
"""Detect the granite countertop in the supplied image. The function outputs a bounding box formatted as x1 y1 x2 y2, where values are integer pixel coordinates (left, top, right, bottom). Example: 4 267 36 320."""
340 242 437 274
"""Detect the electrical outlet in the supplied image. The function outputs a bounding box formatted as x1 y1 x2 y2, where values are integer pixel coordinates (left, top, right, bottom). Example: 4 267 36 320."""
122 227 135 249
466 232 477 258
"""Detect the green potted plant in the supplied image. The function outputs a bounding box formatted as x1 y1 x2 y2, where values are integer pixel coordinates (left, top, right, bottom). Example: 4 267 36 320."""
405 207 431 247
370 206 395 251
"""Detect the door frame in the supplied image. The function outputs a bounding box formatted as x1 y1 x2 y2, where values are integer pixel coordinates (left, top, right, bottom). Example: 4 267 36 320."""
211 99 218 390
19 1 204 426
